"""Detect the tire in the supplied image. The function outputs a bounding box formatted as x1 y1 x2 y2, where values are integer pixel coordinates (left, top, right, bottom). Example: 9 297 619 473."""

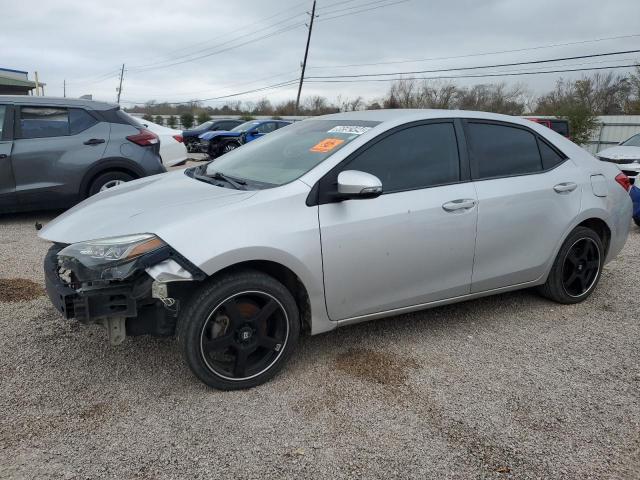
87 171 134 197
538 226 604 304
177 270 300 390
634 217 640 227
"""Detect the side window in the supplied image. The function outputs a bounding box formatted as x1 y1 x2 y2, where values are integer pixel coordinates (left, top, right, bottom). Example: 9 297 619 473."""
344 122 460 193
221 121 239 130
466 122 542 179
19 107 69 139
538 138 566 170
256 122 277 134
69 109 98 135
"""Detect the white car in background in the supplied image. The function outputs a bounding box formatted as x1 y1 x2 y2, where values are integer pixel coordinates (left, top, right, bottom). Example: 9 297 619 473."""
142 120 189 167
597 133 640 183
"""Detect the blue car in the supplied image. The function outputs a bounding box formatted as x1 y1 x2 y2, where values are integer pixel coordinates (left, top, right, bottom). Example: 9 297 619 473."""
631 184 640 226
199 119 291 158
182 119 243 153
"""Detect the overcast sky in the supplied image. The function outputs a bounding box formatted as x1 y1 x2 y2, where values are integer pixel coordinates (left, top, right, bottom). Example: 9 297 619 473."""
2 0 640 107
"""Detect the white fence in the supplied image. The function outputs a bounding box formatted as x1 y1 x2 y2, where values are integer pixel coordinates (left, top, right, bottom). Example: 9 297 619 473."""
583 115 640 154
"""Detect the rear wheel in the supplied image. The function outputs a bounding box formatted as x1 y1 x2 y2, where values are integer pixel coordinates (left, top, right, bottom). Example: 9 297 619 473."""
634 217 640 227
538 226 603 304
177 270 300 390
87 171 134 197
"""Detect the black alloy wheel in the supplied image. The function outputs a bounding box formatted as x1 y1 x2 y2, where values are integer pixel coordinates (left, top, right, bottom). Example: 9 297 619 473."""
200 291 289 380
561 238 601 298
538 226 604 304
177 270 300 390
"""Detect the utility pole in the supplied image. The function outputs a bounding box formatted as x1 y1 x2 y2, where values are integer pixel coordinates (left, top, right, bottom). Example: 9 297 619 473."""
116 63 125 104
34 71 40 96
295 0 317 114
63 79 66 98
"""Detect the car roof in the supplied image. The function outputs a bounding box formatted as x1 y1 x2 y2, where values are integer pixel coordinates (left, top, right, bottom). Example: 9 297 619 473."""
0 95 118 111
318 109 538 127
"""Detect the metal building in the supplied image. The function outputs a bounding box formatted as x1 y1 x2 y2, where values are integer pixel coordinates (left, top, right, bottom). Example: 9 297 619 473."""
0 68 42 95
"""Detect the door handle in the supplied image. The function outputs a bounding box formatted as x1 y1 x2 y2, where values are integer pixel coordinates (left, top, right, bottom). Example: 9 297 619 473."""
0 154 7 159
442 199 477 212
84 138 105 145
553 182 577 194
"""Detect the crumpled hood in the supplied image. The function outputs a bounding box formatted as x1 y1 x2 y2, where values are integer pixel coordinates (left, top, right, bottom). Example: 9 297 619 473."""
199 131 241 141
597 146 640 161
39 170 256 244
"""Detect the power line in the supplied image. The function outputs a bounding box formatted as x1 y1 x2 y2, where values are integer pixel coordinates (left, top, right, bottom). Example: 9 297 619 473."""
128 12 309 71
128 23 305 73
316 0 410 22
150 4 310 61
305 63 640 83
306 49 640 79
308 33 640 70
127 0 408 74
120 78 300 105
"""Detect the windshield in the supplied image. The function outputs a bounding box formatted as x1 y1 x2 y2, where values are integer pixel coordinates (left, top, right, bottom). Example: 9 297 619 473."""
205 119 380 186
621 134 640 147
231 121 261 132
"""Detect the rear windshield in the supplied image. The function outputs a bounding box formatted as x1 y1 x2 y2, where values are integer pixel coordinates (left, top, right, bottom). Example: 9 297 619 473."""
206 119 380 186
549 120 569 136
621 134 640 147
116 110 143 127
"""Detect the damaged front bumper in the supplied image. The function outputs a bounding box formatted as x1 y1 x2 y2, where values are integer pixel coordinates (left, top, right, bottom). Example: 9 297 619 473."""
44 244 204 343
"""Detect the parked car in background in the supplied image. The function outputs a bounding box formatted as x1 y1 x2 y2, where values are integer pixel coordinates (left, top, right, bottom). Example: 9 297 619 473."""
182 119 243 153
141 120 188 167
199 119 291 159
40 109 631 390
0 96 165 214
629 184 640 226
597 133 640 184
525 117 570 138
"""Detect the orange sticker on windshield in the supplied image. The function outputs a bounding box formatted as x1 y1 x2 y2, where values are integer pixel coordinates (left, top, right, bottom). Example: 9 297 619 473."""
310 138 345 153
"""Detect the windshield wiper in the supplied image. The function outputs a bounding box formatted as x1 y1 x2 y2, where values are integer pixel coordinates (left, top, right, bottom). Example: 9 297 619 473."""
193 171 246 190
210 171 247 190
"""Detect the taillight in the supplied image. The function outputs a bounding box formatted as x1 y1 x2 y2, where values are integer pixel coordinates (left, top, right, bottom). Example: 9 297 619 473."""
615 173 631 192
126 128 159 146
173 134 183 143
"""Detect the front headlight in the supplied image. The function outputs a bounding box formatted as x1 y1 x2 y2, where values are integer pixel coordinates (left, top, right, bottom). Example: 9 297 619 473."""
58 234 166 281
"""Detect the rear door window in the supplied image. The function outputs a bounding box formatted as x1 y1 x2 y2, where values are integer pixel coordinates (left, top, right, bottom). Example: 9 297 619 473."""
538 138 566 170
19 107 69 139
69 108 98 135
466 122 542 179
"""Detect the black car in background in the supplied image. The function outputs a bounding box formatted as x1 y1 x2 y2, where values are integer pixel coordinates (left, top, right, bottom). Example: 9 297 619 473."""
182 119 243 152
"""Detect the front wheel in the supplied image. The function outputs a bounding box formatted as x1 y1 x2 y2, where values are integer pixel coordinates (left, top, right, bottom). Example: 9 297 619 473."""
538 226 604 304
177 270 300 390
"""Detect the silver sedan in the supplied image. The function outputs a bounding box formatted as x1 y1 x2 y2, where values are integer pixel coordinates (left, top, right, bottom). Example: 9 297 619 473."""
40 110 632 390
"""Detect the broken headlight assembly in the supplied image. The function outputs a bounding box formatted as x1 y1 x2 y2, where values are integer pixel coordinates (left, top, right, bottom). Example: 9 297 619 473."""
57 234 167 282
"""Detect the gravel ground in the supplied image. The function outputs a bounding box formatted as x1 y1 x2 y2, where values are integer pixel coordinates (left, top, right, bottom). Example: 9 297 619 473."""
1 208 639 479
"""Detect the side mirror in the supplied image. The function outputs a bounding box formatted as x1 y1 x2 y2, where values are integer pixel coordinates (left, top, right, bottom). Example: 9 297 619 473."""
336 170 383 200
